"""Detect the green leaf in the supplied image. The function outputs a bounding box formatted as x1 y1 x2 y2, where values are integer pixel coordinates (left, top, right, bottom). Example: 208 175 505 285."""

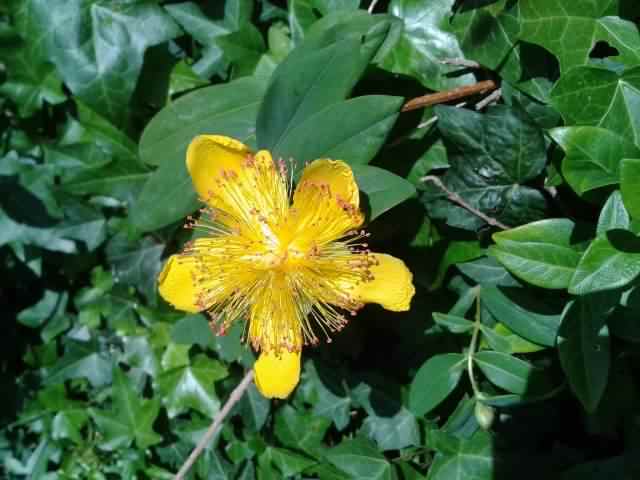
490 219 585 289
237 383 270 432
156 354 228 419
171 314 217 349
431 240 484 291
17 290 67 329
427 430 493 480
106 236 164 303
16 0 181 125
351 165 416 220
90 368 162 450
550 66 640 146
569 230 640 295
550 126 640 195
558 297 611 412
481 286 562 347
326 437 393 480
133 76 267 231
380 0 475 91
165 2 229 44
45 338 113 388
409 353 465 416
491 323 546 354
474 351 534 395
519 2 640 73
273 95 403 166
433 313 474 334
274 405 331 457
257 11 397 150
424 105 548 230
621 158 640 218
266 447 316 477
352 380 420 451
598 190 631 234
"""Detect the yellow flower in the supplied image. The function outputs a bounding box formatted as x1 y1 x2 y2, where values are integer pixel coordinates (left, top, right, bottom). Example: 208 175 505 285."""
158 135 415 399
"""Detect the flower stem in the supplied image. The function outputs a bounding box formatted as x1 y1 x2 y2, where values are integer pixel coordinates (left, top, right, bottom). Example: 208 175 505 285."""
175 369 255 480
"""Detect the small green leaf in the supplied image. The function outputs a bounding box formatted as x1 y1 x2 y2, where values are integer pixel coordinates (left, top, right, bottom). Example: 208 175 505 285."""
621 158 640 218
474 351 534 395
569 230 640 295
433 313 474 334
597 190 631 234
326 437 393 480
351 165 416 220
274 405 331 457
491 219 585 289
90 368 162 450
558 297 611 412
481 286 562 347
409 353 465 416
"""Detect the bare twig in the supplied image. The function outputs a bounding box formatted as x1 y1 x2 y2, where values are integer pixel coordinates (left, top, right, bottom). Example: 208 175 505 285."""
402 80 497 112
368 0 380 13
475 88 502 110
440 58 481 69
175 369 255 480
421 175 510 230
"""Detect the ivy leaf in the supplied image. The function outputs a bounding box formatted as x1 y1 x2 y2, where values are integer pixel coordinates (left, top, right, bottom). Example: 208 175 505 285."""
380 0 475 91
155 354 228 419
326 437 393 480
550 126 640 195
45 338 113 388
91 368 162 450
274 405 331 457
423 105 548 230
427 430 493 480
15 0 181 125
550 66 640 147
519 1 640 73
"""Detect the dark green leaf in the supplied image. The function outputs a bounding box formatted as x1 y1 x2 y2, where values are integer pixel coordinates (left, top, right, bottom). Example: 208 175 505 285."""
274 405 330 457
90 368 162 450
474 351 534 395
427 430 493 480
409 353 465 416
273 95 402 167
352 165 416 220
558 296 611 412
598 190 631 234
326 437 393 480
433 313 474 334
134 76 267 231
481 286 562 347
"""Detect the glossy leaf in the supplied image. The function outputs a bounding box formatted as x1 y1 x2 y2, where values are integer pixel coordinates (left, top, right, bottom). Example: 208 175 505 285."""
550 127 640 195
490 219 585 289
597 191 631 234
326 437 393 480
351 165 416 220
569 230 640 295
474 351 534 395
621 158 640 218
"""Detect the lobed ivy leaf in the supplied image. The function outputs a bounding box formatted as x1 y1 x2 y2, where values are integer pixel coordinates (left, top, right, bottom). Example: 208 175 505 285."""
326 437 393 480
91 368 162 450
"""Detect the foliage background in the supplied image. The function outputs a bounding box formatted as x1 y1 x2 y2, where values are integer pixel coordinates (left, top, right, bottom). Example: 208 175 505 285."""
2 0 640 478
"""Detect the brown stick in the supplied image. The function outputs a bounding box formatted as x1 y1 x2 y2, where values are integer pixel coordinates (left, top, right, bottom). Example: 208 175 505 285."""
421 175 510 230
174 369 255 480
402 80 497 112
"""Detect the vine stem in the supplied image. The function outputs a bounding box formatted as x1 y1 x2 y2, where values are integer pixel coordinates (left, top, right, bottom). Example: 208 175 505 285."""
174 369 255 480
368 0 380 13
468 290 484 400
420 175 510 230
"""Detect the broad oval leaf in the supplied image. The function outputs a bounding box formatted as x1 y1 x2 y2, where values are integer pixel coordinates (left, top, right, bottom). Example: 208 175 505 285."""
409 353 465 416
490 219 585 289
474 351 534 395
133 77 267 232
351 165 416 220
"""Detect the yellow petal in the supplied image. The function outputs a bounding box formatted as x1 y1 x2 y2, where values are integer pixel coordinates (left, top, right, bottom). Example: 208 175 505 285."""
297 159 360 207
158 255 203 313
254 350 301 399
290 159 364 249
186 135 251 203
353 253 415 311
